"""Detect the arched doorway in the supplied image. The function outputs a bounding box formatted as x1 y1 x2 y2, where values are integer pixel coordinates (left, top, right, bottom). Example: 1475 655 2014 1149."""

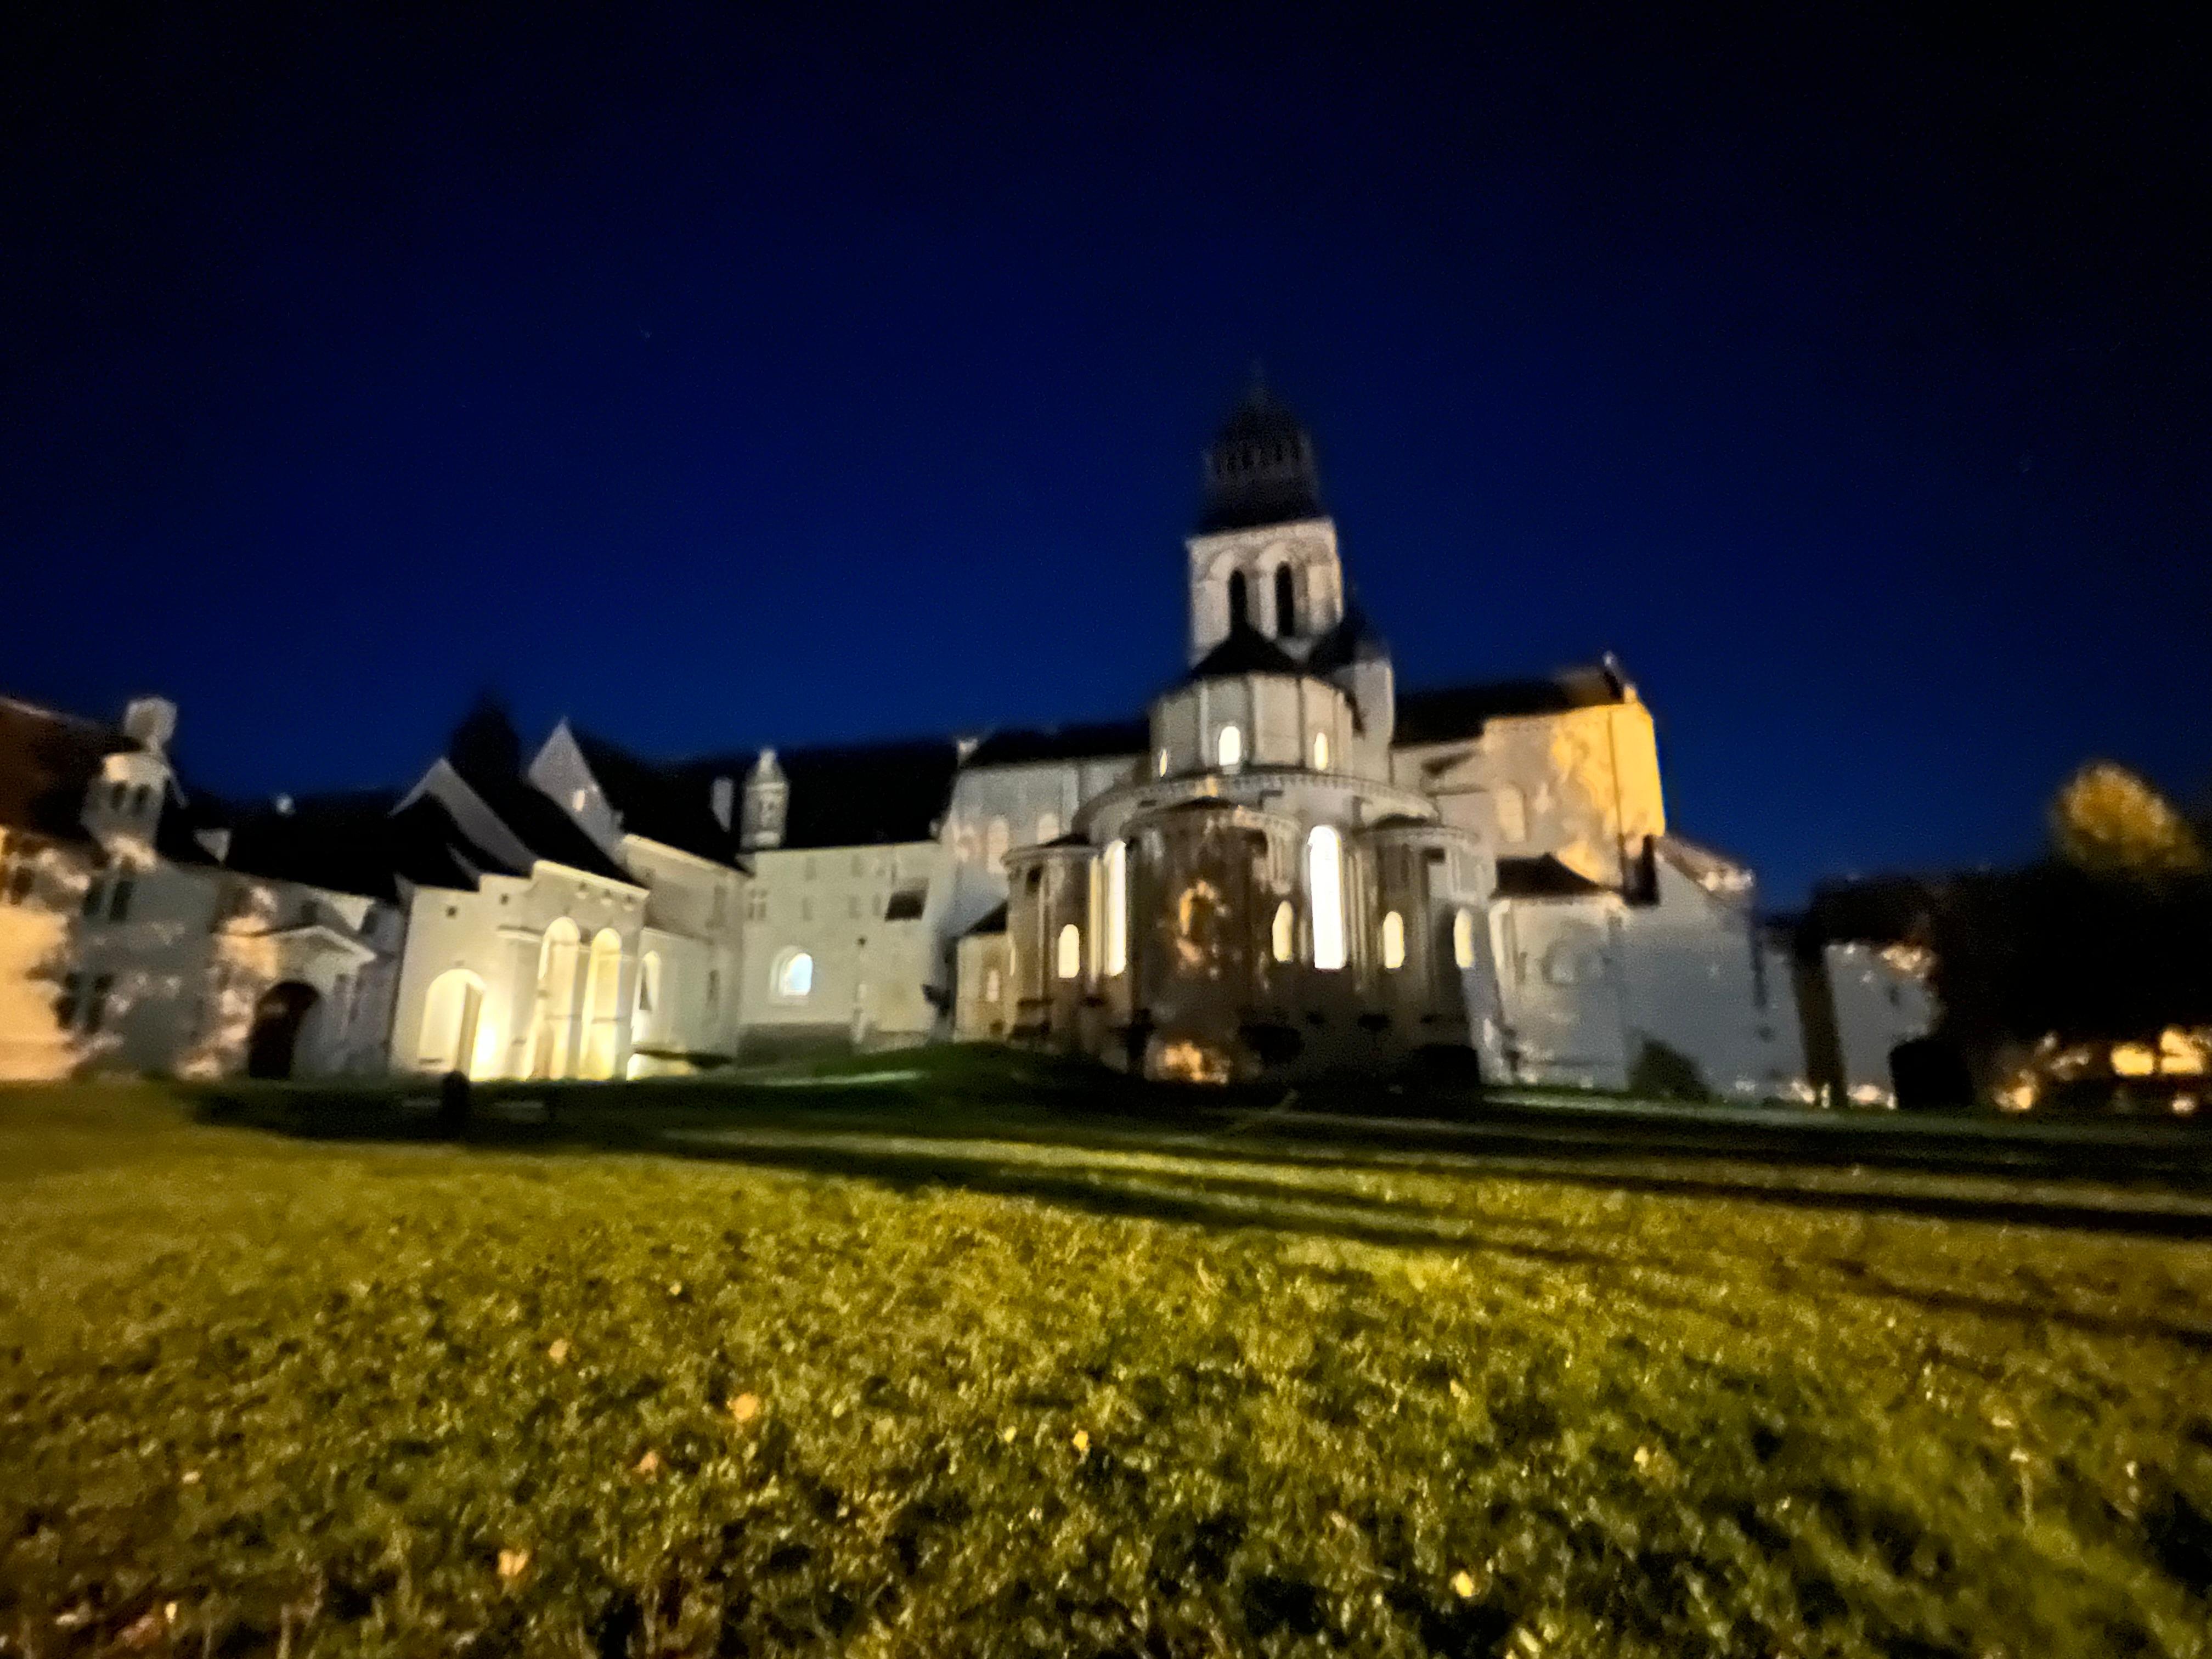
246 982 319 1079
417 969 485 1077
527 919 581 1079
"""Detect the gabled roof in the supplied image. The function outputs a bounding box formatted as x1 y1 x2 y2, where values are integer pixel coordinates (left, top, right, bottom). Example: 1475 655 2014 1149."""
0 697 134 842
468 774 640 885
223 791 411 900
1494 854 1611 900
962 719 1148 769
1393 663 1629 746
568 727 741 865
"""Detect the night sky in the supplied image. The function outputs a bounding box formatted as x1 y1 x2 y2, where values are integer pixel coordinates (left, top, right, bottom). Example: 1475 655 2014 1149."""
5 7 2207 905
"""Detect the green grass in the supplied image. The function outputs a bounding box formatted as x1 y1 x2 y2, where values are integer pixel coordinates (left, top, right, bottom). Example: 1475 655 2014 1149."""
3 1064 2211 1658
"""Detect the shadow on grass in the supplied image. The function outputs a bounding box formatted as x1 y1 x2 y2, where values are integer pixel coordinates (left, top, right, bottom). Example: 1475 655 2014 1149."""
186 1067 2212 1355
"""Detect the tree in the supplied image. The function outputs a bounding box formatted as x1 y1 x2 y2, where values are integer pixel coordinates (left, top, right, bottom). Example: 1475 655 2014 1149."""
2051 762 2205 881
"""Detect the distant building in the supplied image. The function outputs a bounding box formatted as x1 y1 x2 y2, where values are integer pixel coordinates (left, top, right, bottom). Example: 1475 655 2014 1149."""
1 385 1855 1097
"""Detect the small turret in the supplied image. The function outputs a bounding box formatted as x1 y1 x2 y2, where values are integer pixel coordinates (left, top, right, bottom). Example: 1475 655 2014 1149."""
741 749 788 851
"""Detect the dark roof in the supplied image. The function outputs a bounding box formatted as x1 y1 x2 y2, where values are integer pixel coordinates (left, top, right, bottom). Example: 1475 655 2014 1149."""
1304 600 1390 675
1182 621 1304 684
962 719 1148 769
680 739 960 849
963 902 1008 937
571 729 741 864
1494 855 1611 899
0 697 133 843
470 775 640 885
223 791 408 900
1198 385 1326 533
1393 664 1628 745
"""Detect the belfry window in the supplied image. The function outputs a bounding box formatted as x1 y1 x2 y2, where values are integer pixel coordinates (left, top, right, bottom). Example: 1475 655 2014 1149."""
1274 566 1296 636
1227 570 1249 631
1307 826 1345 970
1216 724 1243 770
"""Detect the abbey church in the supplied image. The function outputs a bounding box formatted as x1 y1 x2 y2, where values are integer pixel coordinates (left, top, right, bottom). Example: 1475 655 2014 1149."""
0 389 1928 1099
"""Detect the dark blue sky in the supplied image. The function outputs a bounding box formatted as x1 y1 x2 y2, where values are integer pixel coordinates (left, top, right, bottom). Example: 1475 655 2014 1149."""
5 7 2207 904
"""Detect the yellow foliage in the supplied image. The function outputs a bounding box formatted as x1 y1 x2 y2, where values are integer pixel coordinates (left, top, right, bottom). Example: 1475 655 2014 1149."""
2051 762 2204 878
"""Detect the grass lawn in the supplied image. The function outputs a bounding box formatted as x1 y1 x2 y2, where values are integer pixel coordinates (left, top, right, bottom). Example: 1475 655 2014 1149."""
3 1058 2210 1657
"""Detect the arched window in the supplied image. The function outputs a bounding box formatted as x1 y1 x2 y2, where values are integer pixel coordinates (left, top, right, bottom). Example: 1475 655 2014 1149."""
1311 730 1330 771
1155 749 1170 778
417 969 486 1077
529 918 582 1079
1216 724 1243 770
1103 839 1128 976
1056 923 1082 980
983 967 1001 1003
1307 826 1345 970
635 951 661 1024
772 949 813 1001
580 929 623 1079
1453 908 1477 970
1227 569 1249 631
1272 899 1295 963
1381 910 1406 970
1274 565 1296 636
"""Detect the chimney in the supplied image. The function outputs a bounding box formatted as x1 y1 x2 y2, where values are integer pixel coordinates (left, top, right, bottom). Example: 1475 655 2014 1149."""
122 696 177 755
709 775 735 831
741 748 788 851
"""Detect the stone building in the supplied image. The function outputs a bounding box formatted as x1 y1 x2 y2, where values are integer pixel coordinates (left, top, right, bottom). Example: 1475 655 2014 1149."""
1 385 1870 1099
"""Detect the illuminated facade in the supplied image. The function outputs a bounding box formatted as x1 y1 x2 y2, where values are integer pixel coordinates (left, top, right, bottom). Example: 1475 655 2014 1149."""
0 388 1872 1097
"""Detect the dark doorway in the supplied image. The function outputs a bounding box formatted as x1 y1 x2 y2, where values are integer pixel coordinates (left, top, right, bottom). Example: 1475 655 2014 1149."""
1891 1034 1974 1110
246 981 319 1079
1227 570 1249 631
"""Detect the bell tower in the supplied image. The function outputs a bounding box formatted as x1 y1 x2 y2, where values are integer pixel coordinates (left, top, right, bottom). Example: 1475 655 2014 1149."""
1186 380 1345 665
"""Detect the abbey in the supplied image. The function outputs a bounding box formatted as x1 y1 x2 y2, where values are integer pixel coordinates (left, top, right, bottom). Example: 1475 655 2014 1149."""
0 389 1923 1097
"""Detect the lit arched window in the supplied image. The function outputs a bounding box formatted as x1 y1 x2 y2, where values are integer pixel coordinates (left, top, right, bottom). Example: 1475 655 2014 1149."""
580 929 624 1079
1056 923 1082 980
529 918 582 1079
418 969 485 1076
1227 569 1249 631
635 950 662 1022
1453 908 1477 970
1216 724 1243 770
1274 565 1296 636
773 949 814 1001
1155 749 1170 778
1103 839 1128 975
1381 910 1406 970
1271 899 1295 963
985 817 1011 871
1307 826 1345 970
1311 730 1330 771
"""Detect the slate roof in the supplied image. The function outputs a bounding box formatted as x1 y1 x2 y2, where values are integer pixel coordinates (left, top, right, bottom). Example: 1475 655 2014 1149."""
1198 386 1327 533
1181 621 1305 684
676 740 962 850
962 719 1148 769
570 729 741 864
963 902 1008 936
0 697 134 843
468 774 639 885
1493 854 1611 900
1393 664 1629 745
